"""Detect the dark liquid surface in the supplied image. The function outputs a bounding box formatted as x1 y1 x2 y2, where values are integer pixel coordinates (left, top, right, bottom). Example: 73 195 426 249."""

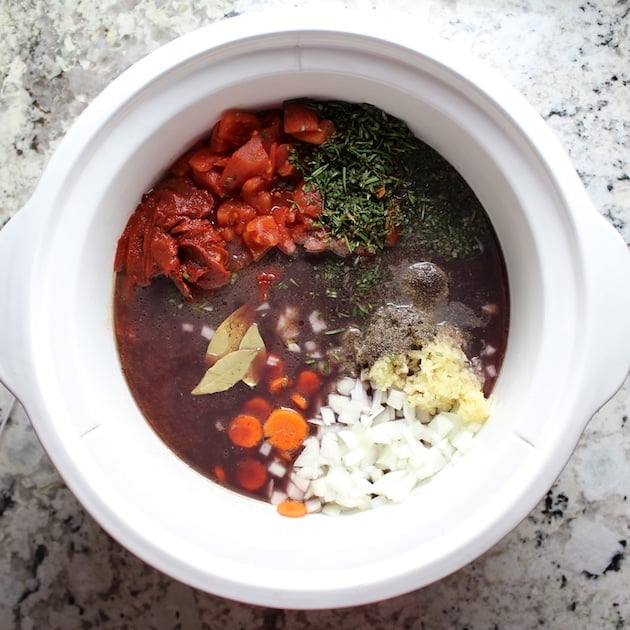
114 230 509 499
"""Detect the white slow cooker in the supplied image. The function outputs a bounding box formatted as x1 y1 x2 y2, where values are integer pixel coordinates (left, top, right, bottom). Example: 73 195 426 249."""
0 11 628 609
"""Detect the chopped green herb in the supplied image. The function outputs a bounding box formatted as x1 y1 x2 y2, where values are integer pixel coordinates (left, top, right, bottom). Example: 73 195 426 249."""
289 99 491 259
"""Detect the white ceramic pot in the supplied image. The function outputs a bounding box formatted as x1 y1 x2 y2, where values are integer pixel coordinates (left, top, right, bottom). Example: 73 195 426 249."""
0 11 628 609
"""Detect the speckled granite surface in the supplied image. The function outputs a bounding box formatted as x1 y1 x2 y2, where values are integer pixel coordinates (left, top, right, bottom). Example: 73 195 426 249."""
0 1 628 628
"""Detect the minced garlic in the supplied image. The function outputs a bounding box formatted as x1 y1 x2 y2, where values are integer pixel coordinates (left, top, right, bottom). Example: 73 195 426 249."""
367 334 491 423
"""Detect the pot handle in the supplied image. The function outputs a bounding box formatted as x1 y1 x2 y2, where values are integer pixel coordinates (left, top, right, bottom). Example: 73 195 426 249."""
0 206 32 402
581 212 630 414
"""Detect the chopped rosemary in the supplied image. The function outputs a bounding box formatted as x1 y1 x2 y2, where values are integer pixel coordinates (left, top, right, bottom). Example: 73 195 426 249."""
289 99 491 259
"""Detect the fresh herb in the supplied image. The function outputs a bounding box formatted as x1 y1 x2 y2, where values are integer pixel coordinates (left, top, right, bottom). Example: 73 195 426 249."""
289 99 490 259
290 100 412 254
324 328 346 335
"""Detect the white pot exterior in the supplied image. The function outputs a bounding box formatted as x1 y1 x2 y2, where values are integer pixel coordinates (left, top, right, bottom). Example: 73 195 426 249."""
0 11 628 609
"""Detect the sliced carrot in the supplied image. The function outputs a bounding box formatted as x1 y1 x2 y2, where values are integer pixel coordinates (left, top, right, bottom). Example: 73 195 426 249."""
277 499 308 518
269 375 292 395
213 464 226 482
241 397 272 421
228 414 264 448
235 458 268 491
296 370 322 396
264 408 308 451
290 392 309 411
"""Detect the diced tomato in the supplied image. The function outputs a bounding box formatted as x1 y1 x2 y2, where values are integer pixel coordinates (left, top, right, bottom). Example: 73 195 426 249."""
256 269 281 301
259 113 283 152
210 110 261 151
290 119 335 145
271 142 297 177
241 177 272 215
276 225 296 256
283 103 319 134
219 134 273 193
169 149 194 177
271 204 296 227
292 181 323 218
188 147 228 172
216 198 257 227
242 215 280 260
192 168 224 197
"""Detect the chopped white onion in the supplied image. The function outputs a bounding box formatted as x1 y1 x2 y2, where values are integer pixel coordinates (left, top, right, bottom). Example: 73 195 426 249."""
268 460 287 478
291 375 485 515
270 489 288 505
309 310 328 333
200 325 214 340
336 377 356 396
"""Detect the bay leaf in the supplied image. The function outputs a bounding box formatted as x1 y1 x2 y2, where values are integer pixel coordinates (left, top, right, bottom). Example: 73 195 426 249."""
206 304 255 363
239 323 267 387
191 348 258 395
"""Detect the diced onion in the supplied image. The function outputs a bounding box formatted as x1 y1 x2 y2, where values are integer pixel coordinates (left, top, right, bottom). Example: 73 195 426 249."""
291 374 485 515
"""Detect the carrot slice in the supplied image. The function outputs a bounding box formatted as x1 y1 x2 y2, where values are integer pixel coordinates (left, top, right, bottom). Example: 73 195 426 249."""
269 375 292 395
296 370 322 396
241 397 272 421
213 464 226 482
264 408 308 451
228 414 264 448
290 392 309 411
235 458 268 491
277 499 308 518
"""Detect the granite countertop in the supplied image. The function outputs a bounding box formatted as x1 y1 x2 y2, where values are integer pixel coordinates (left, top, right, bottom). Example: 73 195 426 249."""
0 1 628 628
